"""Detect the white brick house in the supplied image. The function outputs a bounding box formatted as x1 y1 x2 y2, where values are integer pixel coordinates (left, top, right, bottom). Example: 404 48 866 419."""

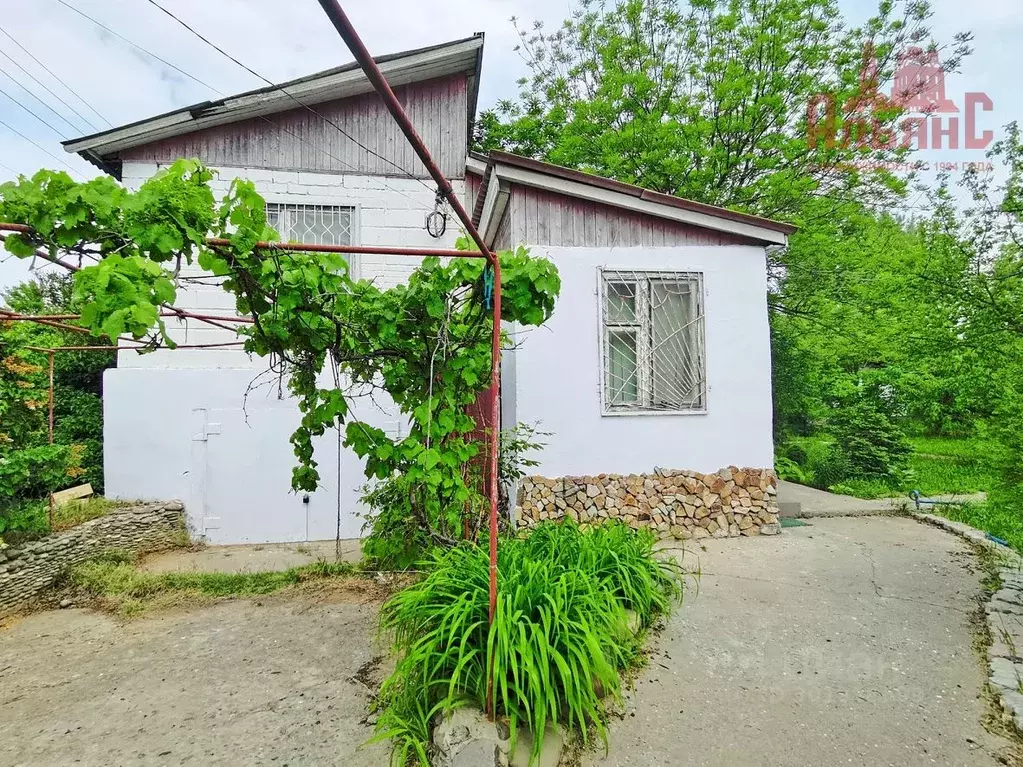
65 36 793 544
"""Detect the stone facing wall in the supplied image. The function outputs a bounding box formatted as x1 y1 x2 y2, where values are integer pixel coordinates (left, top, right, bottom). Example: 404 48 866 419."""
0 502 185 617
516 468 780 539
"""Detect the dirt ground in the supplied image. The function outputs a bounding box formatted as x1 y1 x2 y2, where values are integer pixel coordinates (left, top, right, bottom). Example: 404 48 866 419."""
1 516 1020 766
0 585 392 766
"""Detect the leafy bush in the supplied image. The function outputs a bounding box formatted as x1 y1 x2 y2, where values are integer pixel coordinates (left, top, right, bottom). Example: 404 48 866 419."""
360 475 442 570
827 397 911 485
0 444 81 540
774 454 807 484
373 522 684 765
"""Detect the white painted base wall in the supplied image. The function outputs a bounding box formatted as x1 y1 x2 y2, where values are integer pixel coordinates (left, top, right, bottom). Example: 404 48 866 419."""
507 245 775 478
104 366 407 544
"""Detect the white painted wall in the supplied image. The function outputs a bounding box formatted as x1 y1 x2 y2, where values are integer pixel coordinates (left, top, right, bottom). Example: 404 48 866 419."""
509 245 774 477
104 367 407 543
104 163 774 542
104 163 458 542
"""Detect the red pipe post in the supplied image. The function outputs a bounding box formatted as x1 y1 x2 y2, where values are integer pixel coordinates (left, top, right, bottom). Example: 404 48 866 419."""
310 0 503 625
314 0 504 686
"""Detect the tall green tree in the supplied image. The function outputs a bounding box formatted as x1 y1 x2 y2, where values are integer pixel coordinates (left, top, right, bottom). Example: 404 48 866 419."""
920 124 1023 499
477 0 971 219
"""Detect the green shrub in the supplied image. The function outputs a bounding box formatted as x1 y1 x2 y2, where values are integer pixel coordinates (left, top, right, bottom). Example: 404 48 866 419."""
826 397 911 484
774 454 807 484
360 476 437 570
805 443 850 490
373 522 684 765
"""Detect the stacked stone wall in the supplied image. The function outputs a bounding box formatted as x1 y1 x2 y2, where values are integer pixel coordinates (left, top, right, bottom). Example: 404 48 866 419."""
0 502 185 617
516 468 779 539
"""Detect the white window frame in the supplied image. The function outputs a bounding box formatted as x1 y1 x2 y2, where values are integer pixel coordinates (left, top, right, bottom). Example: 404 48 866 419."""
263 195 361 279
597 268 707 416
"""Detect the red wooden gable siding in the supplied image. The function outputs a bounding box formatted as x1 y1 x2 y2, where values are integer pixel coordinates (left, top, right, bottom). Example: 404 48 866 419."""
505 184 750 248
119 75 469 179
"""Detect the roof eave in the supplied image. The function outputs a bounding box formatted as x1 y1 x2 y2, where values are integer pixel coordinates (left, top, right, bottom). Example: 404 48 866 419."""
65 34 485 164
485 151 795 246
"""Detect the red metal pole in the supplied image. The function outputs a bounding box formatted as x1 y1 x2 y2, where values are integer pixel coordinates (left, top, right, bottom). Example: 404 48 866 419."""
47 350 54 531
313 0 503 709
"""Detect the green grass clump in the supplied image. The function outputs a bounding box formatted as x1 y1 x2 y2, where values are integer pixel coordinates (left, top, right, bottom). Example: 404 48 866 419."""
938 500 1023 553
72 553 355 606
372 521 684 766
52 497 133 532
906 436 995 496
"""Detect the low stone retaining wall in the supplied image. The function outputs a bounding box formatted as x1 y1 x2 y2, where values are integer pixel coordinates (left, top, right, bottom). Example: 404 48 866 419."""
914 512 1023 733
0 501 185 617
516 467 780 539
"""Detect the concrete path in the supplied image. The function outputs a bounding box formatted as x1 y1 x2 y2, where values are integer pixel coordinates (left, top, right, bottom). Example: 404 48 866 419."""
0 585 392 767
777 480 986 518
586 516 1018 766
2 517 1017 766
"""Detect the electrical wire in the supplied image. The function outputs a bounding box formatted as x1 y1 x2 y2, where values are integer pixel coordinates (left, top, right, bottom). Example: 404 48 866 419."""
0 23 110 129
57 0 433 210
0 63 83 137
0 43 96 133
0 115 86 179
142 0 437 195
0 80 69 139
54 0 221 94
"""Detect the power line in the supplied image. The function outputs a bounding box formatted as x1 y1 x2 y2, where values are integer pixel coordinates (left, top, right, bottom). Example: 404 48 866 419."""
54 0 221 94
0 43 96 133
57 0 432 211
0 80 69 139
0 62 83 136
0 23 111 129
0 116 84 177
143 0 436 193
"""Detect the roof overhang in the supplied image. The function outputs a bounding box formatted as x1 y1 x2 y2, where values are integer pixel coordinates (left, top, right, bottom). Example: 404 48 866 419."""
65 34 485 172
472 151 795 247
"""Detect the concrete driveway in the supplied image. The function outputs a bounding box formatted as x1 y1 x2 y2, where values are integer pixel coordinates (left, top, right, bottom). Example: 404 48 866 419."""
1 516 1018 766
588 516 1018 766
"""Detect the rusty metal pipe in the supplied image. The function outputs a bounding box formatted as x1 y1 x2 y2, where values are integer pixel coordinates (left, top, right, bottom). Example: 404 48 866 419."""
314 0 504 712
47 350 54 530
0 225 483 260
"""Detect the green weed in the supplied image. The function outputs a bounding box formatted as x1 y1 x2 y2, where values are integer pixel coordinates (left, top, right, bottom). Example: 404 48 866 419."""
939 500 1023 554
51 497 133 532
372 521 684 766
71 555 356 614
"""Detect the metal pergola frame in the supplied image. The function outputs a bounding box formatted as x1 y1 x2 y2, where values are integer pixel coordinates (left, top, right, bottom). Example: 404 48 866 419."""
0 1 505 651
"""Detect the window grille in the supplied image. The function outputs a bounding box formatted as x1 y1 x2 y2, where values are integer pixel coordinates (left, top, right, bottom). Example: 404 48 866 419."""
600 270 706 413
265 203 353 247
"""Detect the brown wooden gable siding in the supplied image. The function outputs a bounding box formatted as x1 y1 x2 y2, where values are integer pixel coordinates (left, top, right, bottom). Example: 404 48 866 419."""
119 75 468 179
504 184 751 248
465 171 481 212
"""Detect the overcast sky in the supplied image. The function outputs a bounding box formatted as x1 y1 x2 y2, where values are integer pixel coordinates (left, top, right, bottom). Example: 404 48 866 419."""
0 0 1018 289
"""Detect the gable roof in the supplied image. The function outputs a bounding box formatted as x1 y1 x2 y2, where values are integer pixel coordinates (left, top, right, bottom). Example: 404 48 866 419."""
64 34 485 175
469 151 795 247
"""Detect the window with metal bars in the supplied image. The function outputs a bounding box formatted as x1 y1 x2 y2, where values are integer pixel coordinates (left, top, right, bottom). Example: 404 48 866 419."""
265 202 354 248
600 270 706 413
